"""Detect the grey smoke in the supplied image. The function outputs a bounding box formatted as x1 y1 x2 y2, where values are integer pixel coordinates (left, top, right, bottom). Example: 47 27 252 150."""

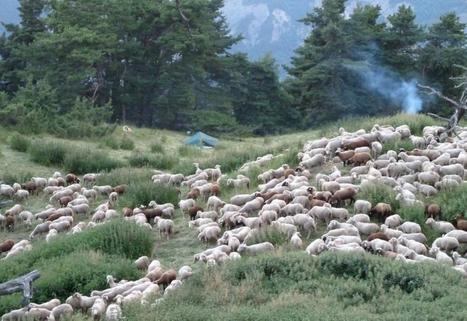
361 67 423 114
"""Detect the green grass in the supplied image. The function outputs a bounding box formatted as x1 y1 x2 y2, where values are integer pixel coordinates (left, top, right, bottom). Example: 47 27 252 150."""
0 220 153 315
9 134 31 152
120 181 180 208
29 139 68 166
120 136 136 150
381 138 415 154
150 142 165 154
432 183 467 221
63 148 121 174
128 152 176 170
75 252 467 321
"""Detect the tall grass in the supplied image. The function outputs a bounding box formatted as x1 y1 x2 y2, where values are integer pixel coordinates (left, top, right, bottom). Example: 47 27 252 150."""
381 138 415 154
9 134 31 152
0 251 141 315
433 183 467 221
110 252 467 321
0 220 154 284
120 181 179 208
0 171 33 185
128 153 176 170
29 140 68 166
63 148 121 174
357 183 400 212
150 142 165 154
96 168 152 186
120 136 135 150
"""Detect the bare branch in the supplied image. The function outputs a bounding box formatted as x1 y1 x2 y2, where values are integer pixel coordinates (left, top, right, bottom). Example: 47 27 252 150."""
417 84 465 110
427 113 449 121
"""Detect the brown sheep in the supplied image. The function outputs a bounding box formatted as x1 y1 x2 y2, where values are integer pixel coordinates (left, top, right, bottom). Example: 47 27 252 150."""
329 188 357 206
259 191 278 201
0 239 15 253
22 181 37 194
146 267 164 282
312 191 332 202
4 214 15 231
113 185 127 194
336 150 355 165
59 196 73 207
367 232 389 242
65 174 80 185
143 208 162 221
210 184 221 197
370 203 392 221
187 188 200 200
188 206 204 220
425 203 441 220
309 198 327 208
155 269 177 288
347 153 372 166
266 193 293 204
47 212 64 222
342 138 370 150
122 207 133 217
283 169 296 178
455 216 467 231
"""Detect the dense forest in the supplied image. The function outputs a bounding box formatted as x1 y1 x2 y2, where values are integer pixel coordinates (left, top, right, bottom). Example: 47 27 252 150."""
0 0 466 137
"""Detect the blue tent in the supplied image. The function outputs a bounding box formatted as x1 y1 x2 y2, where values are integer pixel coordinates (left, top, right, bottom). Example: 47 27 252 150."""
185 131 219 147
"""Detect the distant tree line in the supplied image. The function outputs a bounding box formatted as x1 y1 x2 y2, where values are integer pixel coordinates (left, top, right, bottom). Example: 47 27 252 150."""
0 0 466 136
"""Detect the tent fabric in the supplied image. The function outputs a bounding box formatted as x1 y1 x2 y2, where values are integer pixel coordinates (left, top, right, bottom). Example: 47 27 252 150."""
184 131 219 147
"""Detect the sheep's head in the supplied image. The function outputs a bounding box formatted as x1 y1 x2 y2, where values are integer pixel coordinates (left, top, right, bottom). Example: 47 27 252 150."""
425 218 434 225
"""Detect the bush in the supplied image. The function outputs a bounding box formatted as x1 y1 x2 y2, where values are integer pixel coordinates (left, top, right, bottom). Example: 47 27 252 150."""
9 134 31 152
398 204 425 224
150 142 165 154
120 136 135 150
121 182 179 208
63 148 121 174
177 145 202 158
433 184 467 221
101 136 121 150
358 183 400 212
96 168 152 186
381 138 415 154
128 153 175 170
0 171 33 185
245 226 288 246
29 140 68 166
0 251 140 315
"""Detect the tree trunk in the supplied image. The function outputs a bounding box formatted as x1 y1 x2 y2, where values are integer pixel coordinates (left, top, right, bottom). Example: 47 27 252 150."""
0 270 40 306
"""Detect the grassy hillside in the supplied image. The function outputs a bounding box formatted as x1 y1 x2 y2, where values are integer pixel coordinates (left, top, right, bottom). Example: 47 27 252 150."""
1 113 465 319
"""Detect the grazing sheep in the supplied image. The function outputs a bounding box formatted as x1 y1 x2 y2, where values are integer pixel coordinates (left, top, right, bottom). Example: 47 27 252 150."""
354 200 371 214
156 270 177 288
425 203 441 219
51 304 73 321
154 217 174 240
370 203 392 221
329 188 357 206
178 266 193 281
432 236 459 252
398 237 428 255
425 218 455 234
198 225 221 243
206 196 225 212
429 247 453 265
237 242 275 255
398 222 422 234
290 232 303 249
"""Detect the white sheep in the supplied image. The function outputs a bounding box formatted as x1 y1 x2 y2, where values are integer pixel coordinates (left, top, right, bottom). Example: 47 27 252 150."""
154 217 174 240
384 214 402 228
397 222 421 234
432 236 459 252
198 225 221 243
105 303 122 321
429 247 453 265
380 224 403 239
237 242 274 255
206 196 225 212
398 237 427 255
425 218 455 234
290 232 303 249
354 200 371 214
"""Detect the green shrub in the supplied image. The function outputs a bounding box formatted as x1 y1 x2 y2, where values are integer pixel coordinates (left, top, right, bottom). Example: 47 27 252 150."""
63 148 121 174
121 182 179 208
128 153 175 170
0 171 33 185
96 168 152 186
0 251 140 315
0 221 154 283
29 140 68 166
358 183 400 212
120 136 135 150
150 142 165 154
433 184 467 221
245 226 289 246
398 204 425 224
9 134 31 152
382 138 415 154
101 136 121 150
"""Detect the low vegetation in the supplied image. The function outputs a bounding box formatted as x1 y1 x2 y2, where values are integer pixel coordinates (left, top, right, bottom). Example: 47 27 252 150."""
94 253 467 321
9 134 31 152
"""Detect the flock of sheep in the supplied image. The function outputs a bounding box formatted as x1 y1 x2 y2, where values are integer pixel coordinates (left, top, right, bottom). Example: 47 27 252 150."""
1 122 467 320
